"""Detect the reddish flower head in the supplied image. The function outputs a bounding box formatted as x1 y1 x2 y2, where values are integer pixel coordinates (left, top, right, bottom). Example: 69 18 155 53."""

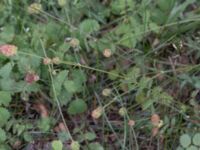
0 44 17 57
25 72 40 84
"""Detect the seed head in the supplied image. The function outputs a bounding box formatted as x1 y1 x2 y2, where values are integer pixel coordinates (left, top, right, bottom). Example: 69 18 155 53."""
28 3 42 14
69 38 80 48
119 107 127 117
43 57 52 65
102 88 112 97
103 48 112 58
128 120 135 127
52 57 60 64
91 106 103 119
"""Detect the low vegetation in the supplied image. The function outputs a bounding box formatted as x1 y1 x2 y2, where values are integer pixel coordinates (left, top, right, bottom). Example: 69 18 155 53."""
0 0 200 149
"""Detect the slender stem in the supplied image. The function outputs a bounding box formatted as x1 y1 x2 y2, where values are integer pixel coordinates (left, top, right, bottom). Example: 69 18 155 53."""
40 39 73 141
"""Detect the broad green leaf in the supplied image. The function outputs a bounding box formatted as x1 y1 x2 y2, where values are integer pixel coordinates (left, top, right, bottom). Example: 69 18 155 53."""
79 19 100 35
0 78 17 91
176 146 184 150
52 140 63 150
17 56 41 73
71 70 87 84
115 23 131 35
111 0 134 15
58 89 72 106
0 128 6 142
88 142 104 150
64 80 82 93
58 132 71 142
78 132 96 142
67 99 87 115
0 91 11 106
53 70 68 95
37 118 51 132
0 107 10 127
45 21 66 43
23 132 33 142
15 81 40 93
180 134 191 148
118 33 137 48
193 133 200 146
186 145 198 150
84 132 96 141
0 63 12 78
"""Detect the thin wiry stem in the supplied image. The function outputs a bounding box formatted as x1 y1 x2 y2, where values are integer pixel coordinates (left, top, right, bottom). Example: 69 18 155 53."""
40 39 73 141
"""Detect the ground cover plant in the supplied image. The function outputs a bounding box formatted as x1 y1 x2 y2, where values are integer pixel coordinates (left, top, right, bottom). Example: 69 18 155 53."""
0 0 200 149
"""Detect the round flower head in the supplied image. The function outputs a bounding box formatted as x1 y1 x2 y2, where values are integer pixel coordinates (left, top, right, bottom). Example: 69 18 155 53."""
102 88 112 97
103 48 112 58
0 44 17 57
128 120 135 127
25 72 40 84
69 38 80 48
43 57 52 65
28 3 42 14
52 57 60 64
91 106 103 119
119 107 127 117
